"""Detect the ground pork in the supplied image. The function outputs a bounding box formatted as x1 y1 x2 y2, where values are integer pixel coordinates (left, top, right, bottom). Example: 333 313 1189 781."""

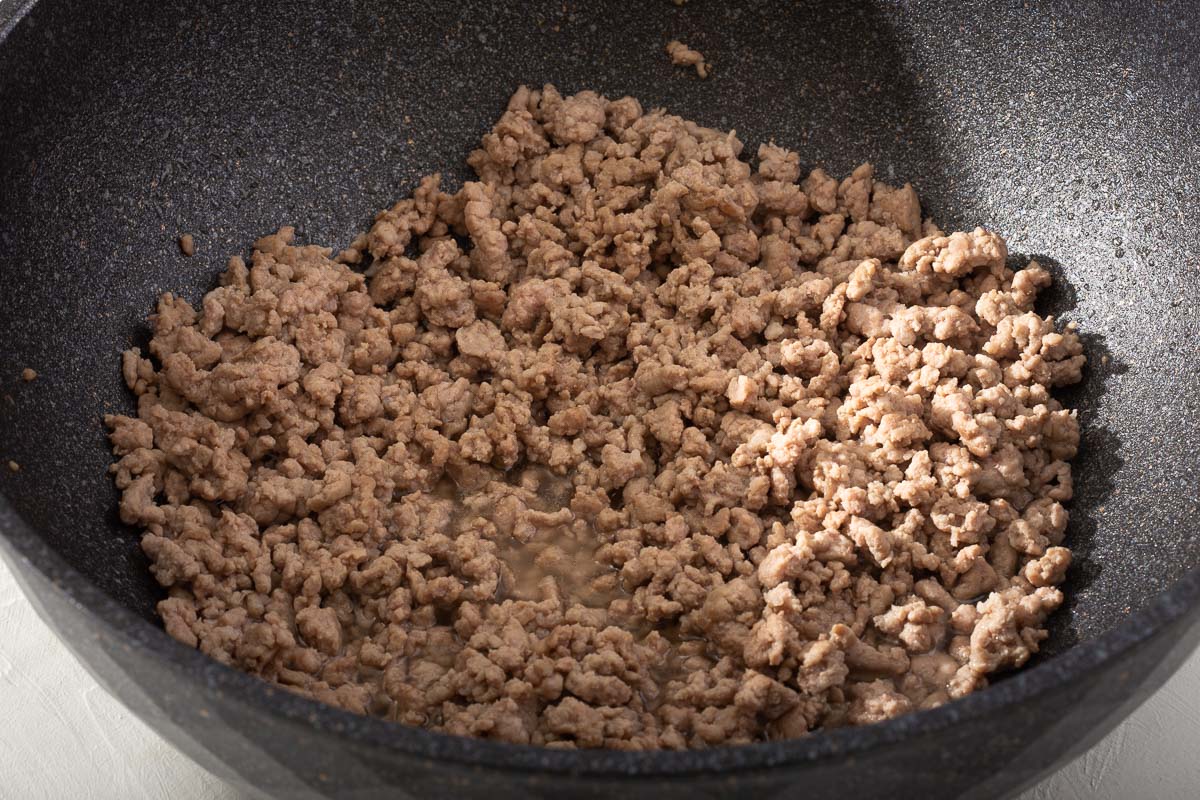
666 40 710 79
107 85 1084 749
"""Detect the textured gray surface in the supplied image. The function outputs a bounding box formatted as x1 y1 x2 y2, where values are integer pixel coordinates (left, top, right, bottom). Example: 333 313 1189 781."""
0 0 35 37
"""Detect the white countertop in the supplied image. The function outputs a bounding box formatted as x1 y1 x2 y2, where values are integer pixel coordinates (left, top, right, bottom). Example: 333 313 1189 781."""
2 555 1196 799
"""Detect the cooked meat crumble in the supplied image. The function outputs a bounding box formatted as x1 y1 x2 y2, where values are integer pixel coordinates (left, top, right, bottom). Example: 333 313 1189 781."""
106 85 1084 748
666 40 710 78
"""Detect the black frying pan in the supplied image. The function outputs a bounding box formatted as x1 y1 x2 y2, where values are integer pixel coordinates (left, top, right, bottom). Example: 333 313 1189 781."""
2 1 1199 798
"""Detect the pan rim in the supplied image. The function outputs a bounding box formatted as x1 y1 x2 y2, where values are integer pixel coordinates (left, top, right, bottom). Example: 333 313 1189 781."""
2 492 1198 778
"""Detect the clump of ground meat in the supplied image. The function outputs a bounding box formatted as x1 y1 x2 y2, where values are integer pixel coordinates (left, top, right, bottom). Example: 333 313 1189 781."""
666 40 709 78
106 85 1084 749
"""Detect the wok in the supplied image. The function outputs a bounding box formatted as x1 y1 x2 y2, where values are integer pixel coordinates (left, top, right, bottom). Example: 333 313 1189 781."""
1 1 1198 798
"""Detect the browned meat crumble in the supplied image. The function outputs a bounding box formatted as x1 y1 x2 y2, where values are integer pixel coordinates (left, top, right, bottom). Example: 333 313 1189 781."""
106 85 1084 749
666 40 709 78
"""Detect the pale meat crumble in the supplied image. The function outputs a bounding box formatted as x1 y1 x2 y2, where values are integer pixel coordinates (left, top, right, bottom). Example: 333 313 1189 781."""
666 40 710 79
106 85 1085 749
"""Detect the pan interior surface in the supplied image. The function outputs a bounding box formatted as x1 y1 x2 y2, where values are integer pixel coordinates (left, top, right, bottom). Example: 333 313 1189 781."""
1 0 1197 698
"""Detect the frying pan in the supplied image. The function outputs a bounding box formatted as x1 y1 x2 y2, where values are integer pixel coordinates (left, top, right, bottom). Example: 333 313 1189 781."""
1 1 1198 798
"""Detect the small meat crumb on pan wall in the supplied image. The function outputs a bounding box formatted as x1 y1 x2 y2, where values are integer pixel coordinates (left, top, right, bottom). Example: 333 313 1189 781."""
105 84 1084 749
666 40 709 78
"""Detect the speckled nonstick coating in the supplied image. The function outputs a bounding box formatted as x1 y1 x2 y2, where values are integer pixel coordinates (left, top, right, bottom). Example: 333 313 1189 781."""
1 1 1198 798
